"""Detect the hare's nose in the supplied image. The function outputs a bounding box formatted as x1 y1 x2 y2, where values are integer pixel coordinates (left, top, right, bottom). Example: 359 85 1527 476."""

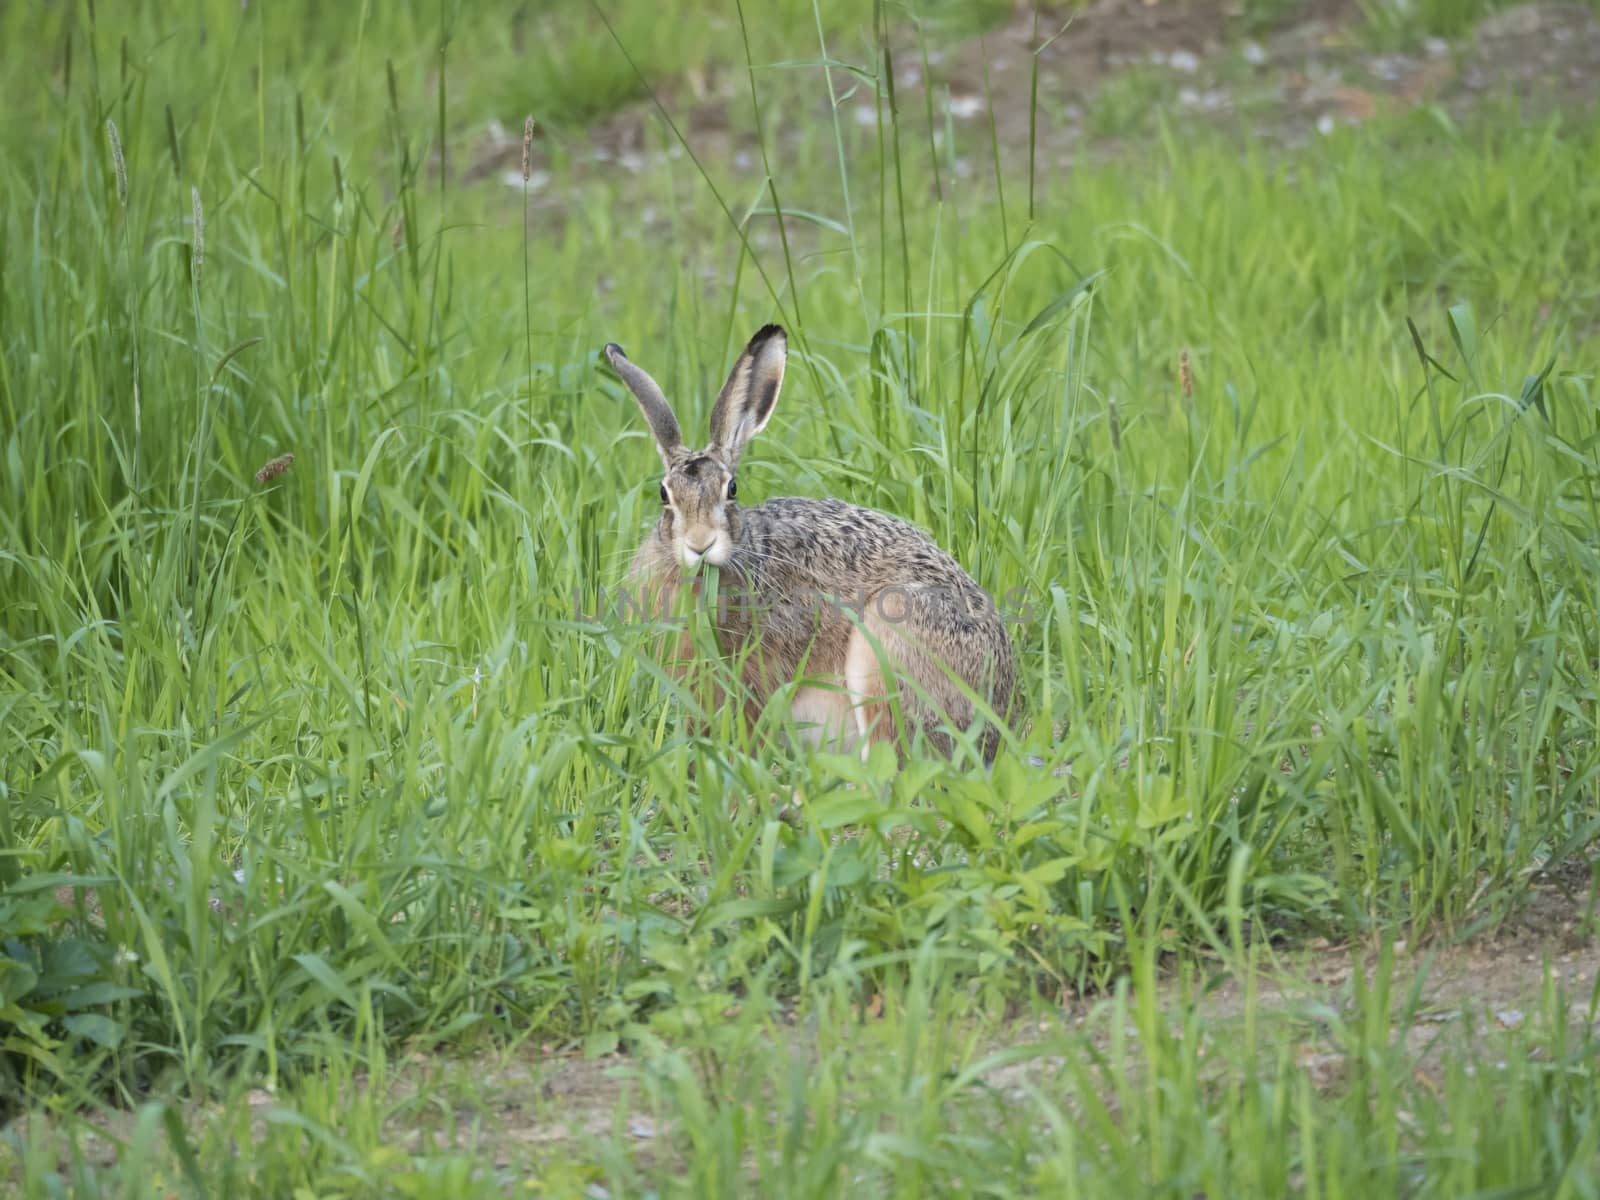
686 538 713 555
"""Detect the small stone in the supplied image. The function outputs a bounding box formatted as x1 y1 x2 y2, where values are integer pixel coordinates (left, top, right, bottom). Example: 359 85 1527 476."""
1495 1008 1526 1030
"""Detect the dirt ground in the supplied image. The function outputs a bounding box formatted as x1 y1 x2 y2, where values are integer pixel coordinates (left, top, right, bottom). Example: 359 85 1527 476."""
357 868 1600 1169
925 0 1600 162
43 861 1590 1174
468 1 1600 212
421 860 1600 1165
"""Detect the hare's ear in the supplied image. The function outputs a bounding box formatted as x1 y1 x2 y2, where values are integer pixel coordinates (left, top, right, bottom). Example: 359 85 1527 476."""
709 325 786 469
604 342 683 468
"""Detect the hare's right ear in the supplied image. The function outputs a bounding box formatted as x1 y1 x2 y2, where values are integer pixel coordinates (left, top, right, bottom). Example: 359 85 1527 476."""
604 342 683 469
709 324 786 469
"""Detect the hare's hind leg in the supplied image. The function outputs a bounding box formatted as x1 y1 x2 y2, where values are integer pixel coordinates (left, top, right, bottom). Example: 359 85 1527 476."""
787 683 857 751
843 622 902 758
853 596 1010 758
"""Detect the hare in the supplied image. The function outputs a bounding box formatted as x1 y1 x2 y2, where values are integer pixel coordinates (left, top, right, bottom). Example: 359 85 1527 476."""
605 324 1022 763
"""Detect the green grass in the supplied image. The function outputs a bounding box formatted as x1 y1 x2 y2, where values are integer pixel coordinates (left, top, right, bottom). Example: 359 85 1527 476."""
3 0 1600 1194
11 940 1600 1197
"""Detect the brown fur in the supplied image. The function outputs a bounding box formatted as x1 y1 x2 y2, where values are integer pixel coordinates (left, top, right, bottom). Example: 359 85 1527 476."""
605 326 1023 762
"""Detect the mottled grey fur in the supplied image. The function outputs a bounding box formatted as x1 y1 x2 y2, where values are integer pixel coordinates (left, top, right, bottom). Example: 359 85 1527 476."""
605 324 1022 762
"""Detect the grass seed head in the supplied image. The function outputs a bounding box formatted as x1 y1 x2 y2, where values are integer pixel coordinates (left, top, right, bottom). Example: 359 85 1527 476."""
1108 396 1122 451
522 115 536 182
1180 349 1193 404
106 118 128 207
255 453 294 484
191 186 204 289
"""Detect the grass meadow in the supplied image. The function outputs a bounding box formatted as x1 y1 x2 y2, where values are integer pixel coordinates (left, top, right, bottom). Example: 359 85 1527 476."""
3 0 1600 1194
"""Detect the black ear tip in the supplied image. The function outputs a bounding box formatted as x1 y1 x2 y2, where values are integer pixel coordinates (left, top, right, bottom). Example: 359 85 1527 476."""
603 342 628 363
751 323 786 346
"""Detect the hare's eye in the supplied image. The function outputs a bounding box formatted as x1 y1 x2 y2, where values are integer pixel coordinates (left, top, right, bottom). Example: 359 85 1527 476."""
658 483 669 506
726 477 737 500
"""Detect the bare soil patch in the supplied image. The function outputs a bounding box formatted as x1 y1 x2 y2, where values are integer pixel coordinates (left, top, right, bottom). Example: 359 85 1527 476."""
975 859 1600 1113
469 1 1600 221
12 864 1597 1180
374 865 1600 1160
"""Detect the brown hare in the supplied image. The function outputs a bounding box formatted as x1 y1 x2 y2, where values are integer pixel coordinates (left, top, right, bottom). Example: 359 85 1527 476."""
605 324 1022 763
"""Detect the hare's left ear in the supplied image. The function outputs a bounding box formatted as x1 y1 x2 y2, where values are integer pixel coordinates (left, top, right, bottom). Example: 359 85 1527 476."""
709 325 786 469
604 341 684 469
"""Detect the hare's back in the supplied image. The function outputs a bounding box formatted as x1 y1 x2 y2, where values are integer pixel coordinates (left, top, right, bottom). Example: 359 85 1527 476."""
743 497 983 594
